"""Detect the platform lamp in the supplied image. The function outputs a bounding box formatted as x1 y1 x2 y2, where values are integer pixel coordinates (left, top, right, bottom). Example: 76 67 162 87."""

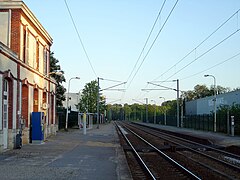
65 77 80 131
204 74 217 132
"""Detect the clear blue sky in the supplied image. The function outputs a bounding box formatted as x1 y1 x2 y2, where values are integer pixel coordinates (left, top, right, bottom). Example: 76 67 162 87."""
24 0 240 105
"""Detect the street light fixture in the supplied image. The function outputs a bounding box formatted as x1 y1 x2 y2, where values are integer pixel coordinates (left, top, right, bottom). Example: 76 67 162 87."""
44 71 63 79
48 71 63 76
204 74 217 132
65 76 80 130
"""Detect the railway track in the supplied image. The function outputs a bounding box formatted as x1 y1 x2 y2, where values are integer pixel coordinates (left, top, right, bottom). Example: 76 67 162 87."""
116 121 240 179
115 122 201 179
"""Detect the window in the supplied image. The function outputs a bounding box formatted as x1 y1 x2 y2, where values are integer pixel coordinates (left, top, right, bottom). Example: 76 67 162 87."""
36 41 39 70
3 79 8 128
0 12 9 46
43 48 47 75
23 28 27 63
43 48 49 75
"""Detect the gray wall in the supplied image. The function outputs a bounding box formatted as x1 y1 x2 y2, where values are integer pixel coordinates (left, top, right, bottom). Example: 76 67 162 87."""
185 90 240 115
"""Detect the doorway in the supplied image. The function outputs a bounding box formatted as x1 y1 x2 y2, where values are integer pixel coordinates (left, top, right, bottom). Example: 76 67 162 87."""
3 79 8 149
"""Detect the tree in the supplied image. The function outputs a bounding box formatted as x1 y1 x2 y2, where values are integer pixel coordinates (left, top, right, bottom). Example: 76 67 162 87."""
183 84 233 101
78 80 106 114
124 104 132 120
194 84 211 99
49 52 66 107
211 85 230 95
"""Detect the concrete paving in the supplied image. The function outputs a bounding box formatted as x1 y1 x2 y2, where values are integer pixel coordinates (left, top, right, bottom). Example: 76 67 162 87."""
135 122 240 147
0 122 132 180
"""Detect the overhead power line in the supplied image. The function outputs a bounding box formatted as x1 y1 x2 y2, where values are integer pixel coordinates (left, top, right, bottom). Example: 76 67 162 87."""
153 8 240 81
64 0 98 78
165 28 240 81
126 0 167 84
137 9 240 102
127 0 180 89
121 0 167 103
181 51 240 80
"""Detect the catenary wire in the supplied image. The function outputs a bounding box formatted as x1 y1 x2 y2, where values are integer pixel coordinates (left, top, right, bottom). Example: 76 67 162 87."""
125 0 179 103
164 28 240 81
120 0 167 104
125 0 167 84
127 0 180 89
181 51 240 80
64 0 98 78
136 9 240 102
153 8 240 81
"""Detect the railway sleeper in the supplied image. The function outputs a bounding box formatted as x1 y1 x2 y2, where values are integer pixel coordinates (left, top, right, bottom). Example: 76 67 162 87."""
123 144 222 154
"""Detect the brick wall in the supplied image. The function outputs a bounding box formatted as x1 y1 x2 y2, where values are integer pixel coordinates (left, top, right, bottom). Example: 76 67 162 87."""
4 77 13 129
22 84 28 127
10 9 21 56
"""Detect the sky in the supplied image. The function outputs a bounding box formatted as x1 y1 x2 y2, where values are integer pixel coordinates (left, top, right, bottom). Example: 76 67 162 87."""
23 0 240 105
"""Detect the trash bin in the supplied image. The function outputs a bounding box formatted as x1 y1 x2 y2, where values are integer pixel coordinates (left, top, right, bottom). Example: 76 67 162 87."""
16 133 22 149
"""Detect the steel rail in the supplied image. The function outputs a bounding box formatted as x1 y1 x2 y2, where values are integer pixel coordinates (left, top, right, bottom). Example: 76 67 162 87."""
130 122 240 172
119 122 201 180
115 123 156 180
177 151 237 180
134 122 240 159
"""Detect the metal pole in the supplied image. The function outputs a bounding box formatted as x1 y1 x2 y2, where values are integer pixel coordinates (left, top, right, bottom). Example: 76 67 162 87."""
181 98 183 127
213 76 217 132
65 77 80 131
97 77 100 128
145 98 148 123
83 113 86 135
164 110 167 125
204 74 217 132
135 106 136 121
151 100 156 124
227 109 230 135
177 79 179 128
154 104 156 124
231 116 234 136
160 97 166 125
65 78 71 130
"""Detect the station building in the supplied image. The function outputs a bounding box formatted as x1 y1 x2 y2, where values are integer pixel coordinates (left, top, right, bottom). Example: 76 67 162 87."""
0 0 57 152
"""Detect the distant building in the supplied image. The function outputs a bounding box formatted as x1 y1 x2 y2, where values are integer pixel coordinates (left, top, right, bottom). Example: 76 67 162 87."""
0 0 56 152
185 90 240 115
62 93 80 112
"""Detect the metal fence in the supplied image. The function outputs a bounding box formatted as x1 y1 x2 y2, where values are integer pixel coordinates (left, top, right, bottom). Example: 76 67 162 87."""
137 112 240 135
183 113 240 135
57 110 79 130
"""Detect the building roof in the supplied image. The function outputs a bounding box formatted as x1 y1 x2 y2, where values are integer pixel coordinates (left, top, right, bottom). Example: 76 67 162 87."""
0 0 53 45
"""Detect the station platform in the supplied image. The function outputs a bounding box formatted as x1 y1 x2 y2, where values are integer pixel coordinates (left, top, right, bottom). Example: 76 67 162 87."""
0 122 132 180
134 122 240 147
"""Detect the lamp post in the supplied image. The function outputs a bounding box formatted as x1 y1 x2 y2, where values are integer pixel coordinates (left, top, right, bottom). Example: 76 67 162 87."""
97 77 104 128
47 71 63 77
65 77 80 130
159 97 167 125
172 79 180 127
204 74 217 132
151 100 156 124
